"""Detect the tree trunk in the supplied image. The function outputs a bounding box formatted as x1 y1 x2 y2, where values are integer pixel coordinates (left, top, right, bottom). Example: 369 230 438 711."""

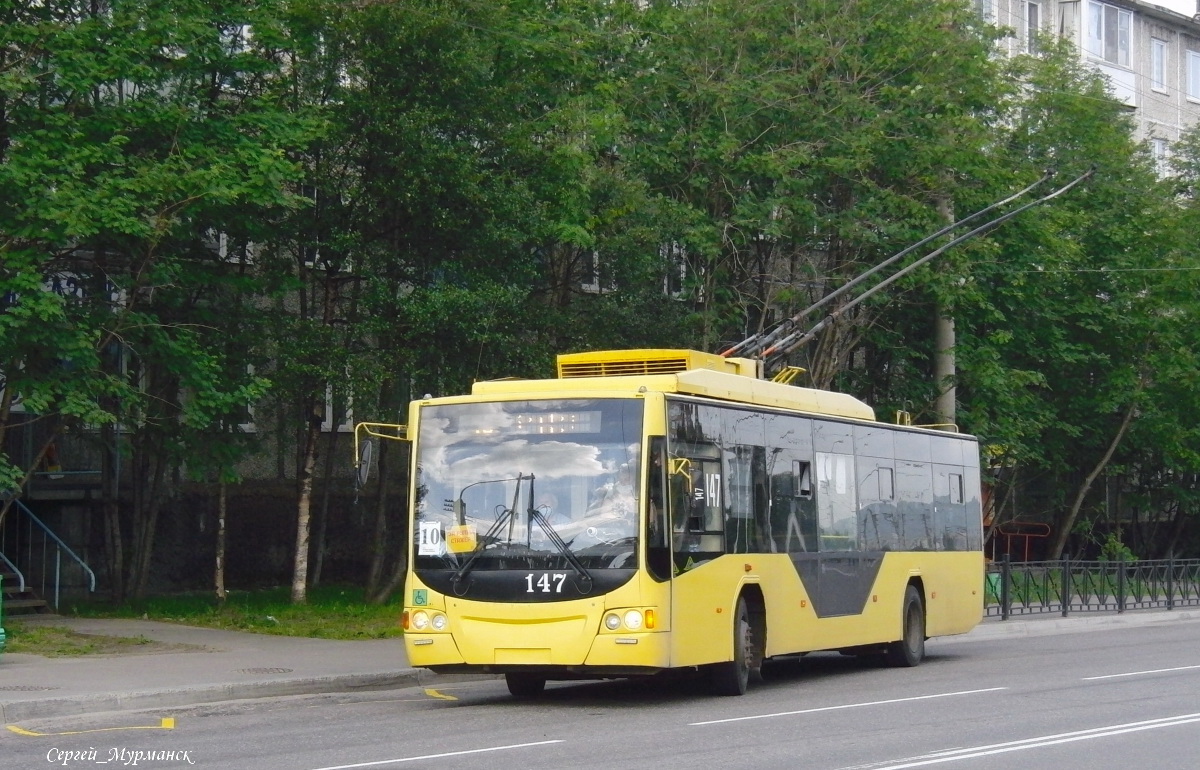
311 428 340 587
131 444 167 600
365 437 391 597
370 547 408 605
101 423 125 604
1049 399 1138 559
1162 501 1190 559
215 479 227 604
291 403 322 604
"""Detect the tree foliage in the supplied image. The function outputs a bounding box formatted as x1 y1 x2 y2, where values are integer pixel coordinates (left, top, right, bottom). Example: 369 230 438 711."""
4 0 1200 600
1 0 308 597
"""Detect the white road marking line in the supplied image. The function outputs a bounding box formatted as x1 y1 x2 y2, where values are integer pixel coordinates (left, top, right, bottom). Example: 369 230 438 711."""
837 747 968 770
846 713 1200 770
688 687 1008 726
307 740 564 770
1083 664 1200 680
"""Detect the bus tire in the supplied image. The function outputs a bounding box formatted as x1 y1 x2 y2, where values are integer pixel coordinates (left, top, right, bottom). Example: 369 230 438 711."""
505 672 547 698
885 584 925 668
710 595 754 696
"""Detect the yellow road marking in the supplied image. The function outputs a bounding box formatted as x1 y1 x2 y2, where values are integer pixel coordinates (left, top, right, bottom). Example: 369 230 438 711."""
423 689 458 701
7 717 175 737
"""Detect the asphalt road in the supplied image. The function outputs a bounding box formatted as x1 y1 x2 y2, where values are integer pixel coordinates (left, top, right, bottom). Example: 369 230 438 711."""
5 617 1200 770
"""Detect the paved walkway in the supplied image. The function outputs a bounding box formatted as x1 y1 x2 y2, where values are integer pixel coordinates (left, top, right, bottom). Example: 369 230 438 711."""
1 617 422 723
3 609 1199 724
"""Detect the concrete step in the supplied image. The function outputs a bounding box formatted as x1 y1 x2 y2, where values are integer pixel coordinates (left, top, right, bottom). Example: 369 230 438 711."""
3 597 52 614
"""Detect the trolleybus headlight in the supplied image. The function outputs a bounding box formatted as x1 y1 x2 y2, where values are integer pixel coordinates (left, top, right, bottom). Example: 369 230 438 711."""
604 613 621 631
411 610 430 631
431 613 448 631
623 610 643 630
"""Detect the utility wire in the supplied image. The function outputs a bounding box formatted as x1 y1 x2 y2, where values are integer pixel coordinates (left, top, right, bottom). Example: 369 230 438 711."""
722 171 1057 361
761 166 1096 373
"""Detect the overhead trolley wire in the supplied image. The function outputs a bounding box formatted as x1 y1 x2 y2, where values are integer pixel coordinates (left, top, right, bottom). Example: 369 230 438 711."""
756 167 1095 374
720 171 1060 362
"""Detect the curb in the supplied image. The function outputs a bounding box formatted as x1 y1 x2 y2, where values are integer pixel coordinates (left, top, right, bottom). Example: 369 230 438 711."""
947 608 1200 643
1 670 423 724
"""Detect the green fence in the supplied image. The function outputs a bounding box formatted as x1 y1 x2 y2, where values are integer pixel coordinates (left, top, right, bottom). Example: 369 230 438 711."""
986 556 1200 619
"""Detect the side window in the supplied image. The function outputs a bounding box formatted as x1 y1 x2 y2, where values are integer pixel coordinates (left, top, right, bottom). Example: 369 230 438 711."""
937 468 970 551
896 461 934 551
774 459 817 553
816 452 857 551
726 446 753 554
678 457 722 533
859 462 898 551
668 451 724 568
725 445 772 555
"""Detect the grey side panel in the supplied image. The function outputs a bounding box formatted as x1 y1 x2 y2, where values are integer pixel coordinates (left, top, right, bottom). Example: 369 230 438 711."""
790 552 885 618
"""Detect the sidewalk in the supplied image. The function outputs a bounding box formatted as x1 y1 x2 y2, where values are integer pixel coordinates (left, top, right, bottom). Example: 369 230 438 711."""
943 606 1200 643
3 609 1199 724
0 617 426 724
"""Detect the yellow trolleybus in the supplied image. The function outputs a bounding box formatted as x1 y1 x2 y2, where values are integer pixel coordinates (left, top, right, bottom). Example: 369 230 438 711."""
399 349 984 697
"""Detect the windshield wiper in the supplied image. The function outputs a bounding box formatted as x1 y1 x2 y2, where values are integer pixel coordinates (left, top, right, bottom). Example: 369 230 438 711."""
450 506 515 592
451 473 529 591
528 507 594 593
450 473 595 594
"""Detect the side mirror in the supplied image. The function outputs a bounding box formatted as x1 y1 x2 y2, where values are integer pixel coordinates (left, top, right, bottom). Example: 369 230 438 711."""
352 422 407 489
356 438 375 487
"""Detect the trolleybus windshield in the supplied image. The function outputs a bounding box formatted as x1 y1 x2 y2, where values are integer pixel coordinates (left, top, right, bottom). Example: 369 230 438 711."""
413 398 644 600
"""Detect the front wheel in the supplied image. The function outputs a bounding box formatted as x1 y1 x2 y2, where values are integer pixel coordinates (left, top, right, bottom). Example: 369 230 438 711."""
710 595 756 695
885 584 925 668
505 672 547 698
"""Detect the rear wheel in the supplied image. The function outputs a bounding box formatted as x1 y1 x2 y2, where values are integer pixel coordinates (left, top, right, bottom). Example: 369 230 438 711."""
505 672 547 698
710 595 755 696
885 584 925 668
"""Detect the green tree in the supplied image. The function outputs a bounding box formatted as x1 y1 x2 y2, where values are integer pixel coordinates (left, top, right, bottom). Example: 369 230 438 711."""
290 0 689 601
1 0 308 598
625 0 1002 376
951 41 1179 558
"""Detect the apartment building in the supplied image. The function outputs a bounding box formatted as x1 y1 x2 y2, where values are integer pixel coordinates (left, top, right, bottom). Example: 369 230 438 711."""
981 0 1200 162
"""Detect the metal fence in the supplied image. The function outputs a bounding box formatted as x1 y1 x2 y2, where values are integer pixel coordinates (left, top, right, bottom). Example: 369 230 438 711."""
985 555 1200 619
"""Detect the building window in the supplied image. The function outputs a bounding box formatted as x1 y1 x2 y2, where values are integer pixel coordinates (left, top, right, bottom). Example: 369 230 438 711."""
1026 2 1041 54
238 365 258 433
1189 50 1200 101
580 250 613 294
975 0 994 22
322 382 353 432
1151 138 1169 175
1151 39 1167 91
204 229 257 265
0 378 24 413
1086 1 1131 68
661 242 687 297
